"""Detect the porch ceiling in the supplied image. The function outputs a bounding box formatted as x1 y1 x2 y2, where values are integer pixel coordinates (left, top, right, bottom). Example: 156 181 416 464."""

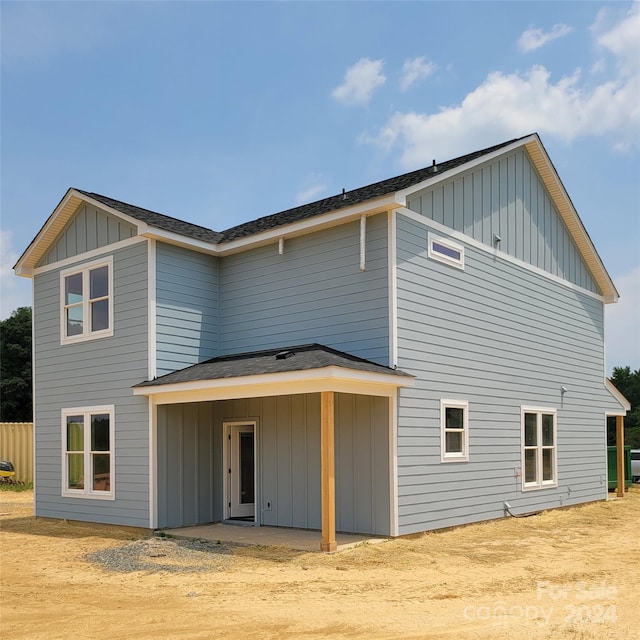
133 343 413 404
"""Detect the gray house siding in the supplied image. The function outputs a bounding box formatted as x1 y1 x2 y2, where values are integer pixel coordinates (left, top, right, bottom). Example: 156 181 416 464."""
218 214 389 366
406 148 600 294
156 242 219 376
395 213 610 535
156 393 390 535
157 402 220 528
37 202 137 267
33 241 150 527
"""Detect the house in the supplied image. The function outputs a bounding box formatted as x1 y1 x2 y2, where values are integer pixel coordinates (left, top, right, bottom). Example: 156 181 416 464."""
15 133 629 551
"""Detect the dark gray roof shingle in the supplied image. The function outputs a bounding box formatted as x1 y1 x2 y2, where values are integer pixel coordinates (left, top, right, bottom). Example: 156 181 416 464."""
78 136 527 246
134 344 412 387
76 190 224 243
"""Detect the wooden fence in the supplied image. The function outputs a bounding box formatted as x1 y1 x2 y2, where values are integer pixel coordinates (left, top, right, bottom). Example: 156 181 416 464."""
0 422 33 483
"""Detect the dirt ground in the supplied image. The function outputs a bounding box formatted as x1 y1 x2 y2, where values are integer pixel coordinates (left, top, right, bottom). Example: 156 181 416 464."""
1 489 638 640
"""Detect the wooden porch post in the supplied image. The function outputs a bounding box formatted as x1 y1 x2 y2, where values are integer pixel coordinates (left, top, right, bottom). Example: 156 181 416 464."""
616 415 625 498
320 391 337 552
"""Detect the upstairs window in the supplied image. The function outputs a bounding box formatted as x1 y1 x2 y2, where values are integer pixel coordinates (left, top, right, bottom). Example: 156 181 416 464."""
62 406 114 499
428 233 465 270
60 257 113 343
441 399 469 462
522 407 557 490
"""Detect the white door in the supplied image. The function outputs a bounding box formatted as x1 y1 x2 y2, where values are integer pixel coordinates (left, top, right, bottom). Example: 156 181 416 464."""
226 424 255 519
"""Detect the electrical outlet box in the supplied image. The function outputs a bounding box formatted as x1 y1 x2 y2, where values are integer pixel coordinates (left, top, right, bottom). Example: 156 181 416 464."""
265 501 272 511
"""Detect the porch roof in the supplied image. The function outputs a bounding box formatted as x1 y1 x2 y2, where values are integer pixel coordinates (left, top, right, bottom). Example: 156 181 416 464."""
133 344 413 403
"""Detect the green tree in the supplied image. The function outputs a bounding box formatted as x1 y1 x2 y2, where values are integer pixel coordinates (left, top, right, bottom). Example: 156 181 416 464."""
0 307 32 422
607 366 640 449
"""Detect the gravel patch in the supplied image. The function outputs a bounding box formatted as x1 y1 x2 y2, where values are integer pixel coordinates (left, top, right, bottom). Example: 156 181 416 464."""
85 536 233 573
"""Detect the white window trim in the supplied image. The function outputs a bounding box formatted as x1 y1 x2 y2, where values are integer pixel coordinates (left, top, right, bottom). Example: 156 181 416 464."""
521 406 558 491
60 256 114 344
61 405 115 500
441 399 469 462
428 233 465 270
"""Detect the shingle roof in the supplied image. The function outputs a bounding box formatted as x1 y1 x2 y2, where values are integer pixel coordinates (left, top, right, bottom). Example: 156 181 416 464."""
219 137 523 242
134 344 412 387
78 136 526 246
75 190 224 244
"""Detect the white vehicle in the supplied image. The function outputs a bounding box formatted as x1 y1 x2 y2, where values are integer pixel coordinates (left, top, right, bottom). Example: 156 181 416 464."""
631 450 640 483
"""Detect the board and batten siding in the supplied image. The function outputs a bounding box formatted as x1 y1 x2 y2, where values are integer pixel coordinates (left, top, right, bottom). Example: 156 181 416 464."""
218 214 389 366
156 393 390 535
37 203 137 267
33 241 150 527
406 148 600 294
395 213 611 535
155 242 219 376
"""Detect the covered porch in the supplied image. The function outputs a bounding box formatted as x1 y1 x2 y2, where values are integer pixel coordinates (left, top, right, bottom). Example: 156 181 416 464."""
134 344 413 551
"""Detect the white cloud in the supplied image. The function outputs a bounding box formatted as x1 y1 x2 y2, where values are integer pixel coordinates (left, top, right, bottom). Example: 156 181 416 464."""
0 230 31 319
400 57 436 91
362 5 640 169
517 23 573 53
296 174 328 204
606 266 640 372
331 58 386 106
594 1 640 76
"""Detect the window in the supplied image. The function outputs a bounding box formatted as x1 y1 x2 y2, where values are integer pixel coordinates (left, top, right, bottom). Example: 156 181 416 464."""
62 406 114 499
428 233 465 270
441 399 469 462
521 407 557 490
60 257 113 343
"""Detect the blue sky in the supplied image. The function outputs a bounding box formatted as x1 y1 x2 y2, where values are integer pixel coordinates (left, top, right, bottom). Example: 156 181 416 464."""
1 1 638 372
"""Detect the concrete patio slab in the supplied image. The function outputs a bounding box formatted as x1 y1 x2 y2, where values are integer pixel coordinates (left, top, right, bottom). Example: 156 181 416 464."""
165 522 389 553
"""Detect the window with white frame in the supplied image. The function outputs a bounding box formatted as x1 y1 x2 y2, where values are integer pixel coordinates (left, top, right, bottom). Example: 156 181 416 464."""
522 408 557 490
60 257 113 343
62 406 114 499
428 233 464 270
441 399 469 462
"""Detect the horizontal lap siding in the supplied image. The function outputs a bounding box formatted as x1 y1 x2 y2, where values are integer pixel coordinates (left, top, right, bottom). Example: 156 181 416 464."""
406 148 599 294
156 243 218 375
219 214 389 365
33 242 150 527
396 214 610 535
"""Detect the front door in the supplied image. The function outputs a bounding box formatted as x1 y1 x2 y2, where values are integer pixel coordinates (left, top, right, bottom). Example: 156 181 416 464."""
226 423 255 520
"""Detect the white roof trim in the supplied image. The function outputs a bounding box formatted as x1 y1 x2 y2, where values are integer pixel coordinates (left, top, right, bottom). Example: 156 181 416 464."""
394 135 539 202
216 194 401 256
605 378 631 412
14 188 149 276
16 135 617 304
133 365 414 404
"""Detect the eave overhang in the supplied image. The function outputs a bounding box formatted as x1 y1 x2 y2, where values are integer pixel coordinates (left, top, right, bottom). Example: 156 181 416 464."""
14 188 150 277
133 365 414 405
605 378 631 414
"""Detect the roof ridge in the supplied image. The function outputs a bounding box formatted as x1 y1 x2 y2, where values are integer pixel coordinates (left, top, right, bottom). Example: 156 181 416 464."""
77 135 534 246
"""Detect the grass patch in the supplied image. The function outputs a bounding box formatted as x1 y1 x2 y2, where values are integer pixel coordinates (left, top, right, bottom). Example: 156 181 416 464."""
0 481 34 492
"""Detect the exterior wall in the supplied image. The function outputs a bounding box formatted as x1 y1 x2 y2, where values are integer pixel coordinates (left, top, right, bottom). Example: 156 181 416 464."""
406 148 600 293
218 214 389 366
37 203 137 267
33 240 150 527
157 402 220 528
156 242 219 376
156 393 390 535
395 212 611 535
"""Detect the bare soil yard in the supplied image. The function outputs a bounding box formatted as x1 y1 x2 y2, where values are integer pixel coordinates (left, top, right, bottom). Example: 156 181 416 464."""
1 489 638 639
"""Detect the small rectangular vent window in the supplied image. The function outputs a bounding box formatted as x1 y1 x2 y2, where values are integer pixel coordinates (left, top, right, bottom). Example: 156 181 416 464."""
428 234 464 270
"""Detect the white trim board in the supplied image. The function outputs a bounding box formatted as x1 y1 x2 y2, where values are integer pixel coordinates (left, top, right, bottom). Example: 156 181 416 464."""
134 366 414 405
